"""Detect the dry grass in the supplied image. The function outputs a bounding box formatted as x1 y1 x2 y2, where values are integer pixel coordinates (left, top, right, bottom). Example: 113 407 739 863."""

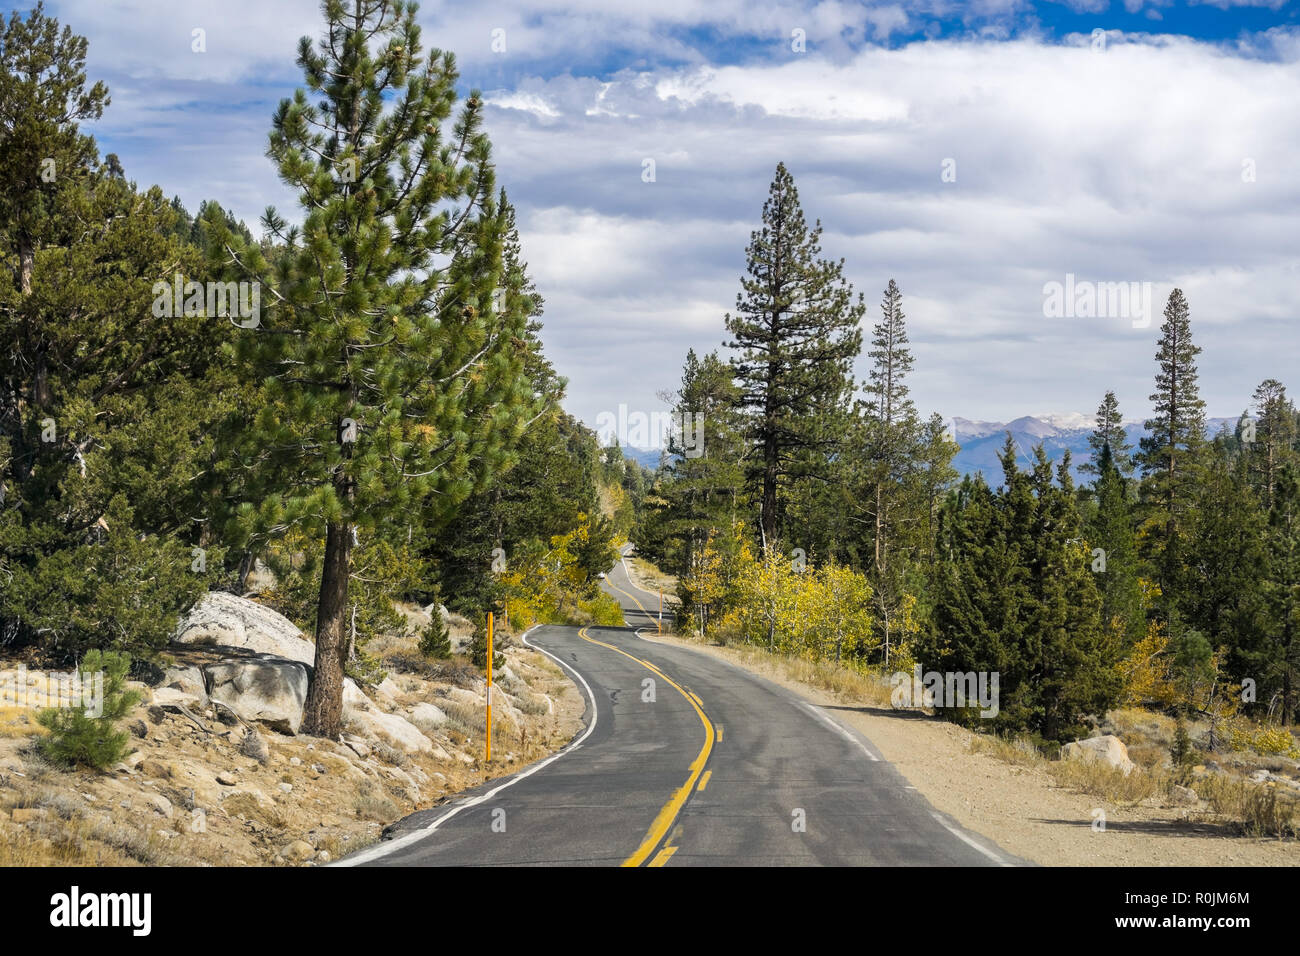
967 725 1173 805
437 698 484 739
352 780 399 822
220 791 287 830
0 705 43 739
965 713 1298 836
627 556 678 595
686 635 895 710
1048 757 1169 804
369 737 409 768
968 733 1047 768
514 692 550 717
0 811 187 866
781 656 894 707
1196 774 1300 838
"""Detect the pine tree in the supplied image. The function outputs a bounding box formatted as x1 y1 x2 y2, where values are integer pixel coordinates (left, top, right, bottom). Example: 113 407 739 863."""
1261 464 1299 723
854 279 921 666
924 468 1029 730
924 441 1119 741
0 8 226 659
1030 451 1119 741
1184 441 1267 703
214 0 537 737
913 413 959 566
1080 390 1134 478
0 2 107 492
640 349 746 582
1087 442 1145 647
1249 379 1297 510
725 163 863 549
1137 288 1206 615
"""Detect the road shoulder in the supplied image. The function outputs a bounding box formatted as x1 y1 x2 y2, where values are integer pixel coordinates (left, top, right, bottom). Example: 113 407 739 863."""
637 631 1300 867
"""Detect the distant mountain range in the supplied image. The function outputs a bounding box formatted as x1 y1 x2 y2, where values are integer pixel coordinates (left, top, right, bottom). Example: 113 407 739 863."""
620 446 664 470
618 414 1242 481
950 413 1240 480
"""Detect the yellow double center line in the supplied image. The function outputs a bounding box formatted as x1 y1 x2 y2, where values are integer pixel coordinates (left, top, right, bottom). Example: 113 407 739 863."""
577 626 715 867
604 563 659 630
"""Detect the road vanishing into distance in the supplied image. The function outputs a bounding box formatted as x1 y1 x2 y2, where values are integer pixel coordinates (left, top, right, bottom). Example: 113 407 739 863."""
341 547 1021 867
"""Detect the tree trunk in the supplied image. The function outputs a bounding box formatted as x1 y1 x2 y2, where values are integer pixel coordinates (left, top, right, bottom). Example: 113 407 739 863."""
303 519 351 737
19 240 33 297
761 452 778 548
1284 615 1295 727
235 550 257 592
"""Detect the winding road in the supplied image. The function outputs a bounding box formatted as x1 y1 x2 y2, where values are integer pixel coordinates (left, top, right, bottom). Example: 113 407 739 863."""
340 548 1020 867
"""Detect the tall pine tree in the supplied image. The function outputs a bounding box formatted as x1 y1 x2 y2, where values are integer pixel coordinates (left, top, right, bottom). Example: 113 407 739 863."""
854 279 920 665
214 0 537 736
725 162 863 549
1137 288 1205 618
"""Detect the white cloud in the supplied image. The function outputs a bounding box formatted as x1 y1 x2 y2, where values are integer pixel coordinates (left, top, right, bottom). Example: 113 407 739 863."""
46 0 1300 428
485 35 1300 424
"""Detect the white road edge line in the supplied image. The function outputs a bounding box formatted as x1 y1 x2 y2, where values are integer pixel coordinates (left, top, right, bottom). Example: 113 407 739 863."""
800 702 880 761
333 624 600 867
628 610 1017 867
619 556 664 603
930 812 1015 867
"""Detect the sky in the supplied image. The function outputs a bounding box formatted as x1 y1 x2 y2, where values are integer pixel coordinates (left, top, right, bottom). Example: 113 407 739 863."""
42 0 1300 444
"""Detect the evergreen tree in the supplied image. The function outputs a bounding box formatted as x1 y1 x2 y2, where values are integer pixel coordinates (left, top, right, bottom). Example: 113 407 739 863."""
1260 464 1299 723
1080 390 1134 478
854 279 921 665
924 439 1118 741
1029 451 1119 741
0 8 228 659
924 468 1030 730
638 349 746 581
1137 288 1206 617
427 411 608 621
1248 379 1297 510
724 162 863 549
1086 442 1145 648
913 413 959 566
1183 440 1268 701
213 0 537 736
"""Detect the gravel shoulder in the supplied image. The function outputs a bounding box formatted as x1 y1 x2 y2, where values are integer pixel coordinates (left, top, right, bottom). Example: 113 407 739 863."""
640 631 1300 867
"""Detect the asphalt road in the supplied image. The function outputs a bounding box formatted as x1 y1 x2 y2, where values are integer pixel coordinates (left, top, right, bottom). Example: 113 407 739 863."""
341 552 1020 867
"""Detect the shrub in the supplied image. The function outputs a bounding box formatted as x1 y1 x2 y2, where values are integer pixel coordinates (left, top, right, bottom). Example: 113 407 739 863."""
36 650 139 770
583 592 625 627
1228 722 1300 759
418 615 452 659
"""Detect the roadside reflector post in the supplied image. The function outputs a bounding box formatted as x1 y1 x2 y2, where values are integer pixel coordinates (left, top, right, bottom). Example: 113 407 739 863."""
658 589 663 631
486 611 493 762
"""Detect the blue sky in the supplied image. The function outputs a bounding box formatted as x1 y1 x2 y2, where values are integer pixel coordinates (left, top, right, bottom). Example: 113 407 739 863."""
41 0 1300 443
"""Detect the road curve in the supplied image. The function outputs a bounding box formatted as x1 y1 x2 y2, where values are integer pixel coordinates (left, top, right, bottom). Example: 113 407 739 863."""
340 575 1022 865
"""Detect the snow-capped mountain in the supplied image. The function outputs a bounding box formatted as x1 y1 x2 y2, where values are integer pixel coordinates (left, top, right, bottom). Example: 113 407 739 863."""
950 414 1239 479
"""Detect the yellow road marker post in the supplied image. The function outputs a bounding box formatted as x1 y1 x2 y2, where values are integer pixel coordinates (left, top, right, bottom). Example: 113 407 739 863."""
486 611 493 763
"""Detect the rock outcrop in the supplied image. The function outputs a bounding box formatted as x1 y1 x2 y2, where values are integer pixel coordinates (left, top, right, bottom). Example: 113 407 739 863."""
174 591 316 666
205 658 309 735
1061 734 1136 775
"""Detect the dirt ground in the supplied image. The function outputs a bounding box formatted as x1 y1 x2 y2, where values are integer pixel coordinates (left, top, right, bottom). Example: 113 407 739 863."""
0 636 584 867
642 632 1300 867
